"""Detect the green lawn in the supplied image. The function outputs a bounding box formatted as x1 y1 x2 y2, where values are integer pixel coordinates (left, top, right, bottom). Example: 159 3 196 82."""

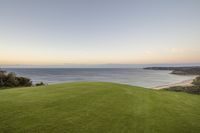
0 82 200 133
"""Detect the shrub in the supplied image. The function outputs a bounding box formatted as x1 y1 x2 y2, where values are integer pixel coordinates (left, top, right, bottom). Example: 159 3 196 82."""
165 86 200 94
0 70 6 86
35 82 45 86
17 77 32 87
0 70 32 88
5 72 19 87
192 76 200 86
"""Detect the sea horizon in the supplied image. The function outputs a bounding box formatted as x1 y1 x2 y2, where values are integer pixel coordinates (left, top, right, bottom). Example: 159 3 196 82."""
1 63 200 68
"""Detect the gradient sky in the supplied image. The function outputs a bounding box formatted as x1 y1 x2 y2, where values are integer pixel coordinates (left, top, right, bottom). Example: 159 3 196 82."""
0 0 200 65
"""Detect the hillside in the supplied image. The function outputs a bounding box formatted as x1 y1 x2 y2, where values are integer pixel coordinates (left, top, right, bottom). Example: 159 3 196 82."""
144 66 200 75
0 82 200 133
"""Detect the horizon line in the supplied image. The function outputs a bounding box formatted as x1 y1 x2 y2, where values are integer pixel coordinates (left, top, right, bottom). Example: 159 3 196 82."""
1 63 200 68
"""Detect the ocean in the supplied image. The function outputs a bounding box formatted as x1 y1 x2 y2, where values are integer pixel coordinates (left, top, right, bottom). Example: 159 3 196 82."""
3 68 196 88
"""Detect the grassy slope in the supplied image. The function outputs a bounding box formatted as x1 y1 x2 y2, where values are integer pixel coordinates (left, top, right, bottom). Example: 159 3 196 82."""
0 82 200 133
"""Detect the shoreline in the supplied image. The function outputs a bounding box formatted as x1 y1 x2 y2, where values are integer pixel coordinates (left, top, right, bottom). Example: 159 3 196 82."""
154 76 198 90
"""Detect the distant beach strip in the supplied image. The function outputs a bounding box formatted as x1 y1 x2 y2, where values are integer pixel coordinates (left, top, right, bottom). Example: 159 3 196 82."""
154 76 198 89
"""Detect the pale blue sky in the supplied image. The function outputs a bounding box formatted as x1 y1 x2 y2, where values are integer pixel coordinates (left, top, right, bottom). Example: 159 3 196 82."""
0 0 200 65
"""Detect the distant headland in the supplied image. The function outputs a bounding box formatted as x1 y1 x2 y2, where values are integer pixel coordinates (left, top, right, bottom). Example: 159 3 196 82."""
144 66 200 75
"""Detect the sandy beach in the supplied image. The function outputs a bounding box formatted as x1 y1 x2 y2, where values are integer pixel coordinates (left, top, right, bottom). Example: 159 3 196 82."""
154 76 198 90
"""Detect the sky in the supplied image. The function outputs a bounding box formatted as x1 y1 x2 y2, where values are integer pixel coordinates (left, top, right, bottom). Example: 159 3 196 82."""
0 0 200 66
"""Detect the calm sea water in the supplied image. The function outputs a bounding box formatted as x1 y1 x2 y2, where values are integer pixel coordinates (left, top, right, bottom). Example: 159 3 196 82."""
3 68 196 88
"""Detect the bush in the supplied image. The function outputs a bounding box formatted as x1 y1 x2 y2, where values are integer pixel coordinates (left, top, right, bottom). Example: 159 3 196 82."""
0 70 6 86
0 70 32 87
17 77 32 87
192 76 200 86
35 82 45 86
165 86 200 95
5 72 19 87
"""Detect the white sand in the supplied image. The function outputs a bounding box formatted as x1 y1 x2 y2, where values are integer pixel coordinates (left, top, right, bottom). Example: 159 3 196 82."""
154 76 198 90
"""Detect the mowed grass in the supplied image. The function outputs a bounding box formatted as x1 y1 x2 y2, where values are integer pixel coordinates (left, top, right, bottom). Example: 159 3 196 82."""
0 82 200 133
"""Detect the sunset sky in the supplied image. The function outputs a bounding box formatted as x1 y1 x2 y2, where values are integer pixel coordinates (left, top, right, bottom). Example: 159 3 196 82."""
0 0 200 66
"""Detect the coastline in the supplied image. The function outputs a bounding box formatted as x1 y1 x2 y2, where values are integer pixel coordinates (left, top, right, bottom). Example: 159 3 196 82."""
154 76 198 90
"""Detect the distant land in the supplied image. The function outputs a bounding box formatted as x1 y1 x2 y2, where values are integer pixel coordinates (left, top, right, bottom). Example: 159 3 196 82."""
144 66 200 75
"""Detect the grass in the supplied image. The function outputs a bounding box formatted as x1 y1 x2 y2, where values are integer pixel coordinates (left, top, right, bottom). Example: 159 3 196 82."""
0 82 200 133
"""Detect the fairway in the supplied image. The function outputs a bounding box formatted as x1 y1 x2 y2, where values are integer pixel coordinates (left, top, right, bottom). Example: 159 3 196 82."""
0 82 200 133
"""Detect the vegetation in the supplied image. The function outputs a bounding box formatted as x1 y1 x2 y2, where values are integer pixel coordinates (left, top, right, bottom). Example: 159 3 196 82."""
164 86 200 94
0 70 32 88
192 76 200 86
35 82 45 86
164 76 200 94
144 67 200 75
0 82 200 133
144 67 200 94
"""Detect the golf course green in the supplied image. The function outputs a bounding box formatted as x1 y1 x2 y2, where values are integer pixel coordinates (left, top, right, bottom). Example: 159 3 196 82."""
0 82 200 133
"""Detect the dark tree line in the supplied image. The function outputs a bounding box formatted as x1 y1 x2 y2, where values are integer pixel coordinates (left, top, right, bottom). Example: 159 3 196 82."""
0 70 32 87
